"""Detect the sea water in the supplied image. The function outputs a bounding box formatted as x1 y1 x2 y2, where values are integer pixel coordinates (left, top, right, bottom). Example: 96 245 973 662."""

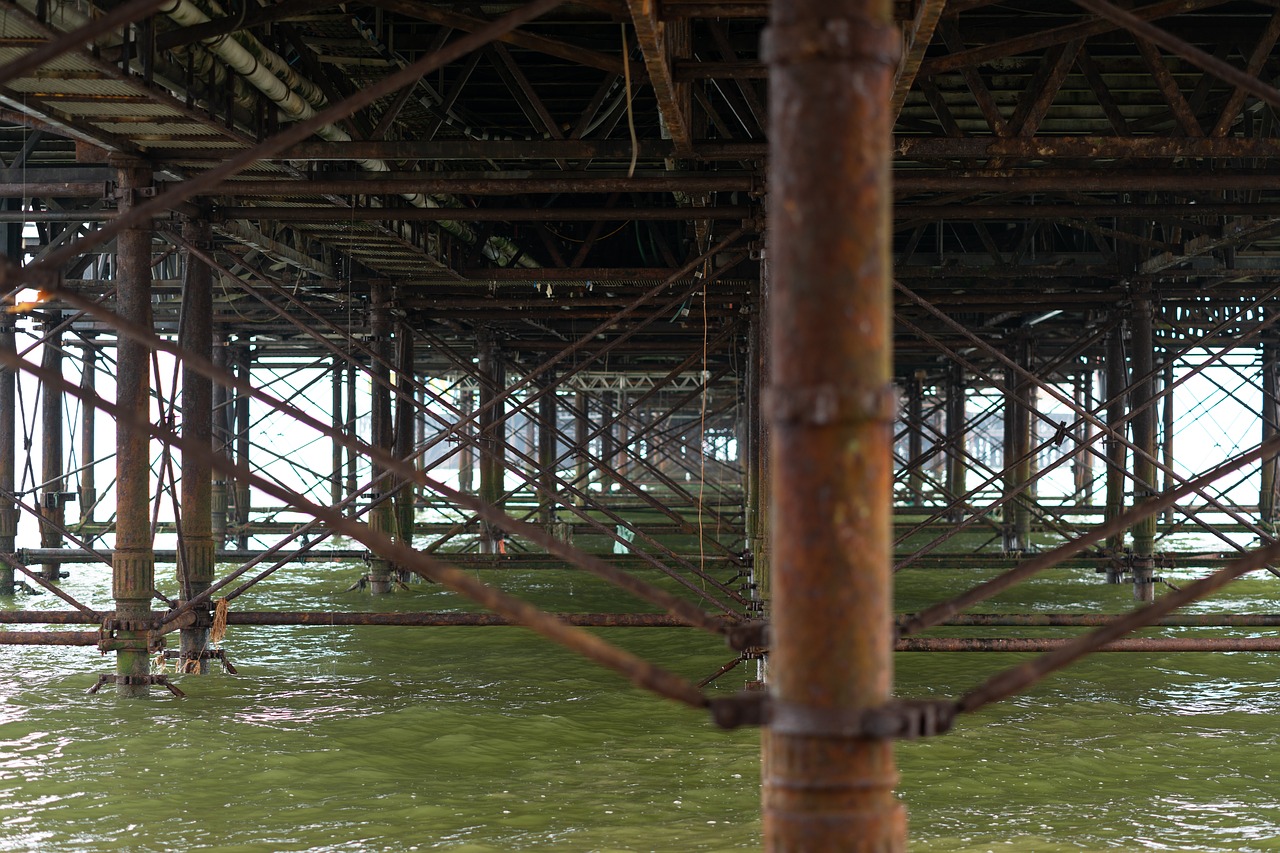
4 556 1280 851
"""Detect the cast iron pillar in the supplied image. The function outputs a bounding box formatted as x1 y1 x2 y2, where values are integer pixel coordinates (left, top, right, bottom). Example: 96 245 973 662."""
113 158 155 697
1262 335 1278 534
457 384 474 494
1104 321 1129 580
1012 338 1033 551
574 390 589 503
79 339 97 523
394 322 416 559
331 354 344 507
763 0 904 847
178 217 214 671
1162 360 1175 525
345 361 357 511
1073 367 1091 504
906 372 924 506
367 283 395 593
211 335 229 547
945 363 966 523
233 342 251 549
39 319 64 581
0 314 14 594
538 373 557 529
477 333 506 554
1001 363 1017 551
1130 295 1157 601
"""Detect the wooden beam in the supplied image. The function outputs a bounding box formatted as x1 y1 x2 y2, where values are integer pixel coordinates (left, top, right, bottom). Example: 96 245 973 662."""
627 0 694 157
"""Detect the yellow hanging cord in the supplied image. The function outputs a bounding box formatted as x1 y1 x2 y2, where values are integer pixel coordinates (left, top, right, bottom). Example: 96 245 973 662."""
210 597 229 647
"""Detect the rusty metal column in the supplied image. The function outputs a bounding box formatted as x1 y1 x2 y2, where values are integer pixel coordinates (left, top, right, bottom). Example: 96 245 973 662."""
574 390 589 502
538 372 557 529
79 340 97 523
345 361 357 511
1162 359 1175 526
477 333 506 553
0 315 14 594
601 390 616 492
1130 295 1157 601
1014 339 1034 551
763 1 904 848
39 319 64 581
178 216 214 672
1072 367 1090 503
945 363 966 523
233 342 251 549
394 322 416 558
1001 363 1017 551
907 373 924 506
211 335 229 547
457 384 474 494
112 158 155 697
331 354 344 507
368 283 395 593
1104 321 1128 580
1261 336 1278 533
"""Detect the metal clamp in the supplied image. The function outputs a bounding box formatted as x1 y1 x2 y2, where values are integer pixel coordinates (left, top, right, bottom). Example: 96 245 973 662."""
762 18 901 67
764 383 898 426
709 693 958 739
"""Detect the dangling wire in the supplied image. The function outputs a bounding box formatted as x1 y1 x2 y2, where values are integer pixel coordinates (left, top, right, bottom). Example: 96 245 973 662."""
621 23 638 179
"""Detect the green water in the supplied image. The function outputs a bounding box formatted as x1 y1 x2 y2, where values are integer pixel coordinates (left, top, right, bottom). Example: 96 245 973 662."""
6 558 1280 850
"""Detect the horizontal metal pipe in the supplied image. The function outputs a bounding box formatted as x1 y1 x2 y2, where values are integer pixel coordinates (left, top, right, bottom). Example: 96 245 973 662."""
904 613 1280 627
216 205 754 222
203 174 755 196
0 631 99 645
899 637 1280 652
0 610 722 628
14 549 744 569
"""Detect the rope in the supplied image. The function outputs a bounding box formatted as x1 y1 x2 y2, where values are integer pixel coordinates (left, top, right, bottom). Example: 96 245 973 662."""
210 597 229 646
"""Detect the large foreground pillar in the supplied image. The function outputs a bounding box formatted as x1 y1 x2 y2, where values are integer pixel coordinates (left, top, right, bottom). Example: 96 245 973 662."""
763 1 904 848
112 158 155 697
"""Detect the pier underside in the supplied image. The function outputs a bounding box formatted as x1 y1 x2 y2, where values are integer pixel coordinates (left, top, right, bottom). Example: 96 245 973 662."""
6 0 1280 847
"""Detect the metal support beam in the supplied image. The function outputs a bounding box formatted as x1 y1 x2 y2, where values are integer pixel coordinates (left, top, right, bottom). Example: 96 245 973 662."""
538 373 557 529
79 341 97 524
946 363 966 523
368 282 395 593
763 0 903 847
1104 322 1128 577
394 323 416 561
234 342 252 550
0 315 14 595
112 157 155 697
179 216 214 672
478 334 506 554
1131 295 1157 601
211 336 228 547
1262 334 1278 533
39 319 64 582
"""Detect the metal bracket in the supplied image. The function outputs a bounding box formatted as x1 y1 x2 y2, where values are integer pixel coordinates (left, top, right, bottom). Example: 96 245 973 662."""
709 694 958 739
764 383 898 426
88 673 185 698
762 18 901 67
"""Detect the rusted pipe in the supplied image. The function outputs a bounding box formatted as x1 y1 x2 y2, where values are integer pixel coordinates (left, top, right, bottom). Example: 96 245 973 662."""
764 0 904 847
